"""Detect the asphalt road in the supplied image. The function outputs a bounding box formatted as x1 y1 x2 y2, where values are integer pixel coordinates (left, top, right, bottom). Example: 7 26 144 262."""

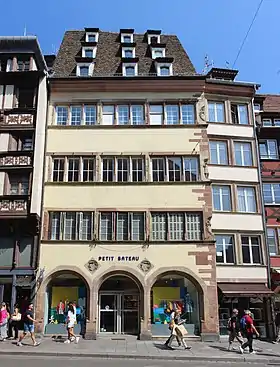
0 356 274 367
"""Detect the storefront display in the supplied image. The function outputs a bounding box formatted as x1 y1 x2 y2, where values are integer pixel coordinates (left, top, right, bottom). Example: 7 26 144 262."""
151 275 200 336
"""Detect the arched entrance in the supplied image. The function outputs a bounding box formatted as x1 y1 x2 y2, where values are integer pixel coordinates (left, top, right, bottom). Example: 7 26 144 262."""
98 274 142 335
150 272 203 336
44 271 89 335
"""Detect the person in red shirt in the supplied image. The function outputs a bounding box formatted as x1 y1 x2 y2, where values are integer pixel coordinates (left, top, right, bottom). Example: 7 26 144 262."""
239 310 260 354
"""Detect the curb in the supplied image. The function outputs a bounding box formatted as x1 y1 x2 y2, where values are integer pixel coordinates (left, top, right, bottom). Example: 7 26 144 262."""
1 350 280 363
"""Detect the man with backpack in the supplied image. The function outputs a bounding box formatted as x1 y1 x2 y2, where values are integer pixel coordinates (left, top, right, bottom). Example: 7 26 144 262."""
239 310 260 354
227 308 243 350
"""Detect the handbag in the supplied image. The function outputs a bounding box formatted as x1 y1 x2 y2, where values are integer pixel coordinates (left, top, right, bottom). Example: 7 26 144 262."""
11 313 21 322
175 324 188 337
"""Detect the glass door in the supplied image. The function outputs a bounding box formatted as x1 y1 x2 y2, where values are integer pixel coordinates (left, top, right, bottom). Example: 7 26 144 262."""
99 294 117 333
121 294 139 335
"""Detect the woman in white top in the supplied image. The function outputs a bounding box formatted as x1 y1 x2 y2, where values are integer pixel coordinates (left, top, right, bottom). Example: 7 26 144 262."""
64 303 79 344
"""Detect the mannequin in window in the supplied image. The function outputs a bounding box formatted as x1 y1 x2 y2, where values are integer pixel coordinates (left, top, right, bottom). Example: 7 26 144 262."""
56 301 65 323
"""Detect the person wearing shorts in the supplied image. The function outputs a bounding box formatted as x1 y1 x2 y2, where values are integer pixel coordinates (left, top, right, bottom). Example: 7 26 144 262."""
64 302 79 344
17 303 39 347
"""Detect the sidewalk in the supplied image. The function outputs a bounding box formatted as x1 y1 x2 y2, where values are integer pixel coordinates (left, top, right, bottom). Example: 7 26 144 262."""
0 336 280 363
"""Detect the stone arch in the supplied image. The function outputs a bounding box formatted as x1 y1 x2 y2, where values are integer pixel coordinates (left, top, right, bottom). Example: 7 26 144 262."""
146 266 207 294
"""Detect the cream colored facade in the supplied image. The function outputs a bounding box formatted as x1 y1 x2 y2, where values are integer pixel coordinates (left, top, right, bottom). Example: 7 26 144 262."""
36 88 220 341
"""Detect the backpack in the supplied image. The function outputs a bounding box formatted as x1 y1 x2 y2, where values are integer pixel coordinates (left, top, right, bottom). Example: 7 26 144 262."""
227 317 233 331
240 316 247 330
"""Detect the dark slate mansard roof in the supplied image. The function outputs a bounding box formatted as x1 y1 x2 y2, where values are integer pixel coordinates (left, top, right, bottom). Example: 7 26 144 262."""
52 30 196 78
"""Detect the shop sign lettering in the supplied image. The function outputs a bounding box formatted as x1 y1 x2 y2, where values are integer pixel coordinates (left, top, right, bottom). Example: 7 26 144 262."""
98 256 139 262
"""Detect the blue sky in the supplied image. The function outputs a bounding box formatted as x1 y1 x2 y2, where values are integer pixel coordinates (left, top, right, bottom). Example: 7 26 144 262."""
0 0 278 93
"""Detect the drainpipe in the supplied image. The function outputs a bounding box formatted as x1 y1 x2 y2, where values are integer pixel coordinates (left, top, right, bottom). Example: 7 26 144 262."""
252 94 273 339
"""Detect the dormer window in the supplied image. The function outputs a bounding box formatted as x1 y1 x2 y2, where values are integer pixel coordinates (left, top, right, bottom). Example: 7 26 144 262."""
121 34 133 43
148 34 160 45
82 47 97 58
76 63 94 77
157 63 172 76
122 47 135 58
152 48 165 59
86 32 99 43
123 63 137 77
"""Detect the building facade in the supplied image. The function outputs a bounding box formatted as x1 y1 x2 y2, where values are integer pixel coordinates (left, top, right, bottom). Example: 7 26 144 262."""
0 37 48 309
35 28 272 340
255 95 280 311
205 70 272 338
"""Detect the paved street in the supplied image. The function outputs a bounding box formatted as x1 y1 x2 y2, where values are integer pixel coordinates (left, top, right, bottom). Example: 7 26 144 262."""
0 356 273 367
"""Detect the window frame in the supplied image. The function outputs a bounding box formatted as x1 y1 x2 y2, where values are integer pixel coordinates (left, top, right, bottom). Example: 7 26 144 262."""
85 32 99 43
209 140 228 165
56 106 68 125
121 34 134 43
234 141 253 166
241 235 262 265
122 47 135 58
82 47 97 58
237 186 257 213
158 64 172 76
123 63 138 76
231 103 249 125
212 185 232 212
76 63 94 77
267 228 278 256
215 234 235 264
263 183 280 205
208 101 225 123
101 156 145 182
259 139 279 160
151 156 199 182
52 157 65 182
152 48 165 59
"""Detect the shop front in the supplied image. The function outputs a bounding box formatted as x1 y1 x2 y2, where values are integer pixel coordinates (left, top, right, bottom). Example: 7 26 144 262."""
218 283 273 338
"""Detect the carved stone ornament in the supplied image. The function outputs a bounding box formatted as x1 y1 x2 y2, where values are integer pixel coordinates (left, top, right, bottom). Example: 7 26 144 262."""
138 259 153 274
198 105 206 122
85 258 100 274
205 216 214 238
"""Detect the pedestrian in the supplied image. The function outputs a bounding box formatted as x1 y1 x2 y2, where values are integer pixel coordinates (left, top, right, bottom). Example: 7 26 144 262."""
8 304 21 340
273 309 280 344
164 308 181 349
0 302 9 341
17 303 39 347
64 302 79 344
227 308 243 350
165 309 191 350
239 310 260 355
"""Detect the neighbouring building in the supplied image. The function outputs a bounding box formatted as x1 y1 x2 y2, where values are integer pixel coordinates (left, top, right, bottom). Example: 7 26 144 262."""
206 70 273 338
35 28 272 340
0 37 48 310
255 94 280 311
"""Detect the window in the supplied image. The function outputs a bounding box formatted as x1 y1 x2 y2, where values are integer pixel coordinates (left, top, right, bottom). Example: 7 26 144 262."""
84 106 96 125
231 104 249 125
123 49 134 58
274 119 280 127
208 102 225 123
102 157 145 182
52 158 65 182
86 33 97 42
17 87 34 108
124 65 136 76
263 119 272 127
209 141 228 165
49 212 94 241
254 103 261 112
70 106 82 125
212 186 231 211
234 142 253 166
259 140 278 159
82 158 95 182
118 106 129 125
122 35 133 43
159 66 170 76
99 212 145 241
56 107 68 125
267 228 278 255
18 237 32 267
152 156 199 182
117 158 129 182
237 186 256 213
102 105 114 125
102 158 114 182
131 105 144 125
80 66 89 76
148 35 160 44
0 237 14 267
153 49 164 58
263 183 280 204
84 49 93 58
68 158 80 182
181 105 195 125
150 105 163 125
241 236 261 264
215 235 235 264
17 59 30 72
9 175 29 195
166 105 179 125
151 212 201 241
22 137 33 151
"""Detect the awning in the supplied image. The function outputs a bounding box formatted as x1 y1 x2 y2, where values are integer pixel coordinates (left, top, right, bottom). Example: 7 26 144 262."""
218 283 273 297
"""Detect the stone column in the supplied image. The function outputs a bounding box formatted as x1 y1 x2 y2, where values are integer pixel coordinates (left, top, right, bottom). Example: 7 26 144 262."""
139 286 152 340
85 284 97 340
200 285 219 342
34 287 45 334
